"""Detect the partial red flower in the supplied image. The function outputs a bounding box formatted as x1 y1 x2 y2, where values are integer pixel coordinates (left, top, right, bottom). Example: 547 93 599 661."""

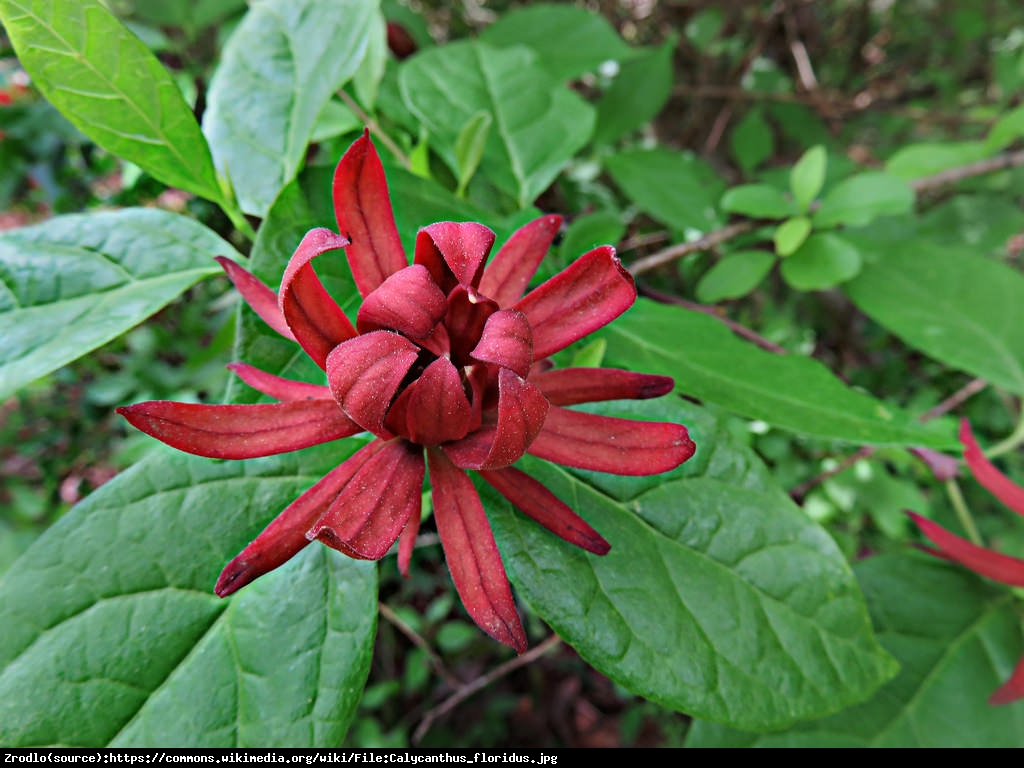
118 130 695 652
907 419 1024 705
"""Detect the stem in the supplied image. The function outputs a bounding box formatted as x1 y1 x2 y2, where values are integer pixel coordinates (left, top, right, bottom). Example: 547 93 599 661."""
945 477 984 547
337 90 412 169
224 206 257 243
985 409 1024 459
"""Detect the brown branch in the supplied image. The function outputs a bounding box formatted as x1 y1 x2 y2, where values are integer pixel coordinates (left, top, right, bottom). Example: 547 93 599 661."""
336 90 412 168
628 221 756 277
910 149 1024 193
918 377 988 422
378 602 460 689
412 635 562 745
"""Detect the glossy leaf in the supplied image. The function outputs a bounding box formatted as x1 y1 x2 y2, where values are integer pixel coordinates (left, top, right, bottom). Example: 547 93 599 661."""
477 3 637 81
686 555 1024 746
780 233 862 290
885 140 988 180
773 215 812 257
790 145 826 210
0 0 224 204
399 41 595 207
0 446 377 747
592 38 675 146
0 209 234 400
485 397 897 731
986 104 1024 153
721 184 796 220
696 250 776 302
600 299 956 447
605 148 725 233
730 108 774 173
845 241 1024 395
203 0 378 215
813 173 914 229
455 110 492 196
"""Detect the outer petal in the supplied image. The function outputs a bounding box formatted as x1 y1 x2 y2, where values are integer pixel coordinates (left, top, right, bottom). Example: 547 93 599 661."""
326 331 420 436
480 467 610 555
470 309 533 378
215 439 388 597
443 368 549 470
478 214 562 306
527 406 696 475
308 439 425 560
961 419 1024 518
414 222 496 293
907 512 1024 587
514 246 635 360
116 400 360 459
427 447 526 653
356 264 447 338
215 257 295 341
333 128 408 296
279 228 358 369
403 356 473 445
531 367 674 406
397 504 421 578
445 285 499 366
227 362 332 401
990 654 1024 706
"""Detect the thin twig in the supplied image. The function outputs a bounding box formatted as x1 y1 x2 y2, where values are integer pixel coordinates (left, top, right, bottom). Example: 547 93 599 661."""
336 90 412 169
412 635 562 745
918 378 988 422
910 149 1024 192
378 602 460 689
628 221 756 277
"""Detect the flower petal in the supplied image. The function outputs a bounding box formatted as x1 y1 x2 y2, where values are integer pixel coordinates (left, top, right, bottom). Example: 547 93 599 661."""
514 246 635 360
308 439 425 560
531 367 674 406
397 504 421 578
480 467 610 555
907 512 1024 587
404 356 473 445
326 331 420 436
279 228 358 369
227 362 332 401
990 653 1024 706
215 439 388 597
215 256 295 341
356 264 447 338
443 368 548 470
116 400 360 459
961 419 1024 518
427 447 526 653
478 214 562 306
527 406 696 475
414 222 496 293
470 309 533 378
445 284 499 367
908 447 960 482
333 128 408 296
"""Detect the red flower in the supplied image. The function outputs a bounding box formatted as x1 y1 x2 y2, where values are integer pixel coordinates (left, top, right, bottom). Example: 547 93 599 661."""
907 419 1024 705
118 130 695 652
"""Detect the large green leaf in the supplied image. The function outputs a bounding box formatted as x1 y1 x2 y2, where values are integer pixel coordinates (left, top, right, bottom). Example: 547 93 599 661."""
202 0 378 216
0 209 235 400
477 3 637 81
812 172 914 229
486 397 897 731
591 39 675 146
599 299 956 447
0 0 223 203
0 444 377 747
686 554 1024 746
399 41 595 208
844 241 1024 396
604 148 725 234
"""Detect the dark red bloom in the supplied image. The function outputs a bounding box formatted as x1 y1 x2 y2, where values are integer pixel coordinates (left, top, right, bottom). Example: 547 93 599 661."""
907 419 1024 705
118 130 695 652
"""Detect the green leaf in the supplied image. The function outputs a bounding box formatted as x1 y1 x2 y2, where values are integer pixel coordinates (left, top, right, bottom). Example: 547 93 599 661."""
599 299 955 447
477 3 637 81
696 250 776 302
986 104 1024 153
399 41 595 208
203 0 378 216
686 554 1024 746
455 110 493 197
352 12 388 111
917 194 1024 254
730 108 774 173
0 445 377 746
605 148 725 233
885 141 988 181
780 232 862 290
773 215 812 256
789 145 827 210
844 240 1024 396
310 99 362 143
560 210 626 264
592 38 675 146
0 209 235 401
486 397 897 731
721 184 796 220
813 173 914 229
0 0 223 204
684 7 724 51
